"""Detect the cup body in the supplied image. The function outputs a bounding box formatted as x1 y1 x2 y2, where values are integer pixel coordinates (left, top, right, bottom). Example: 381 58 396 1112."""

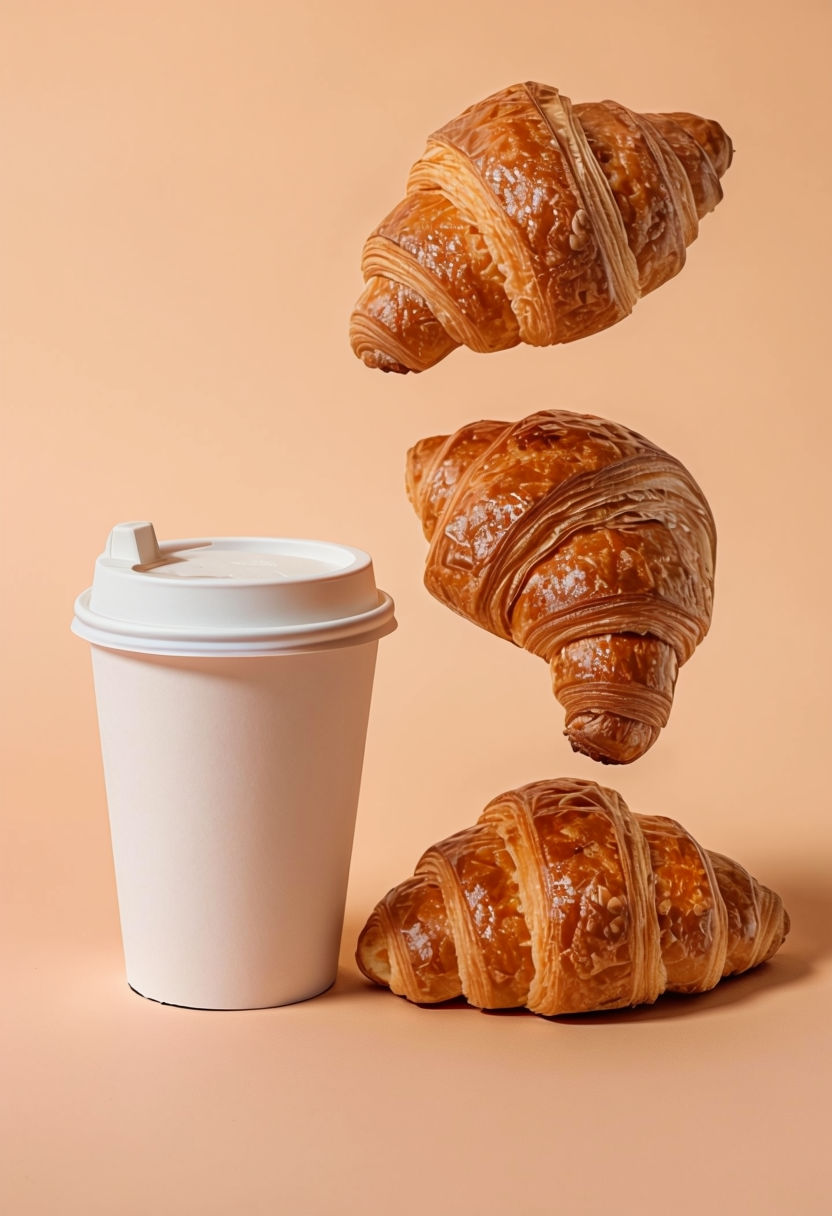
90 640 378 1009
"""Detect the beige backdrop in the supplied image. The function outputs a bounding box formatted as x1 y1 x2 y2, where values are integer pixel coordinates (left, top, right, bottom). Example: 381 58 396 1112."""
3 1 831 1212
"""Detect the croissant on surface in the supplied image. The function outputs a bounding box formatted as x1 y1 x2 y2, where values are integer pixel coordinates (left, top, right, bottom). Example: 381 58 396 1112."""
350 81 732 374
407 409 716 765
356 778 789 1017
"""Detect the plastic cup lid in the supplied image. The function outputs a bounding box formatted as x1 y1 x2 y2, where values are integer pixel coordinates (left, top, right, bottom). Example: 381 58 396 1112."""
72 522 396 655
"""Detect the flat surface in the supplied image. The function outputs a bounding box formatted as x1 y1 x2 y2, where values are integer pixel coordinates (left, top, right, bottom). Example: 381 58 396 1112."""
2 2 831 1212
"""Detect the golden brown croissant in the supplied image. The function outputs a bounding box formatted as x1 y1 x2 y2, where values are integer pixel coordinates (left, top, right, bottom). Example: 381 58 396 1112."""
356 778 789 1016
407 410 716 764
350 82 732 373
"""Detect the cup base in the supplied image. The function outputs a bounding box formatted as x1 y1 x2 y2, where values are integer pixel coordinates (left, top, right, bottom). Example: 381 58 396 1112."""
126 977 337 1011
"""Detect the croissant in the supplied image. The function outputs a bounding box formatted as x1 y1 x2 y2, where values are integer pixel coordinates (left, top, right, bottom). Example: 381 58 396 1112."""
350 81 732 373
356 778 789 1016
407 409 716 765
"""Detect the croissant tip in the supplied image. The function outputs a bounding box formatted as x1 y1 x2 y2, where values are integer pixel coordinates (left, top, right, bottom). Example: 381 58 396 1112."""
566 733 623 765
564 718 658 766
665 111 734 179
561 724 647 763
355 915 392 987
358 351 412 375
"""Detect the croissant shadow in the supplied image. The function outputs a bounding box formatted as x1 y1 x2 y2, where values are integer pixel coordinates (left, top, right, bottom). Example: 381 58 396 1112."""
332 946 808 1021
338 950 806 1023
330 950 805 1022
771 864 832 966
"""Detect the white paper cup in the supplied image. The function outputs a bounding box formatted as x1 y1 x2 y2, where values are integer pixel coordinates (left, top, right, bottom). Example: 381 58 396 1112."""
72 523 396 1009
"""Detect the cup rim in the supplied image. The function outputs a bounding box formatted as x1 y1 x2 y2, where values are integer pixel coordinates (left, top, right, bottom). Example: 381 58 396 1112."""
72 588 397 656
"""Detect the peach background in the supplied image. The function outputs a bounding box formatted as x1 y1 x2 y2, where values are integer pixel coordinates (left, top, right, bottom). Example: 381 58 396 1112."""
3 1 831 1212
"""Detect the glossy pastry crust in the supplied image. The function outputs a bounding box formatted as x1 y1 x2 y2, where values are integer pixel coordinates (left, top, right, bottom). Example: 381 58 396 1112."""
407 409 716 764
356 779 789 1016
350 82 732 373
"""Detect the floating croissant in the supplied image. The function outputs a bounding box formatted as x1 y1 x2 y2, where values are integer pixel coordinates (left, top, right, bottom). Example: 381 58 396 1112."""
407 410 716 764
350 82 732 373
356 778 788 1016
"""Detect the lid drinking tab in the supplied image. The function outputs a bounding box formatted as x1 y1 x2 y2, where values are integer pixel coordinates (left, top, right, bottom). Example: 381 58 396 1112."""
105 522 162 567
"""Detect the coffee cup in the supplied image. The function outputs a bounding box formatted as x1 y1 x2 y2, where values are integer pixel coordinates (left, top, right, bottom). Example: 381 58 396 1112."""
72 522 396 1009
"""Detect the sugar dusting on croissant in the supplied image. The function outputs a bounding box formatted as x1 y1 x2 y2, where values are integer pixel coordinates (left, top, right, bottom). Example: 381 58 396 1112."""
356 779 788 1016
407 410 716 764
350 82 732 373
